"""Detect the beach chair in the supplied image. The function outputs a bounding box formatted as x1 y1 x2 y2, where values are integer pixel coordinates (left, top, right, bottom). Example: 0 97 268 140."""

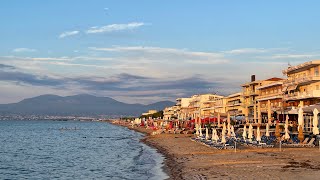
304 138 315 147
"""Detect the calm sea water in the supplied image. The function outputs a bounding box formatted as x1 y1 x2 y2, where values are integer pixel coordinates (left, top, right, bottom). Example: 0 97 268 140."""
0 120 168 180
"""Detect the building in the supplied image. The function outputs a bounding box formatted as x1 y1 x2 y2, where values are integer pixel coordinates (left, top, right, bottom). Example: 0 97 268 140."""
241 75 261 122
282 60 320 108
176 98 191 120
142 109 158 116
225 92 244 118
163 106 180 120
256 77 284 123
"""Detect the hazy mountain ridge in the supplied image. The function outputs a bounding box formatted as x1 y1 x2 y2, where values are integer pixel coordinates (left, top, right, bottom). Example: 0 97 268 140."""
0 94 175 116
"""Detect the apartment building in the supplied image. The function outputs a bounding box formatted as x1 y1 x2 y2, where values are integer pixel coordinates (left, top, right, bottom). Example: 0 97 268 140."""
176 98 191 120
256 78 284 123
226 92 244 117
201 94 225 118
241 75 261 122
282 60 320 107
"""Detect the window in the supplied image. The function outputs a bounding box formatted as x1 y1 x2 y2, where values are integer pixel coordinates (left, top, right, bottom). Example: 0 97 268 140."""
315 67 319 76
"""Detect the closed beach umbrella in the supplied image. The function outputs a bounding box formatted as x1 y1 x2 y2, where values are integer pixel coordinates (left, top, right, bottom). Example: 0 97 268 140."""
222 122 226 136
221 123 226 143
214 128 219 141
199 126 203 137
285 115 290 140
313 108 319 135
231 125 236 137
298 107 304 127
195 124 199 136
266 123 270 137
248 124 253 141
242 125 247 139
256 126 261 142
212 128 216 141
205 127 209 140
284 124 290 140
227 113 231 137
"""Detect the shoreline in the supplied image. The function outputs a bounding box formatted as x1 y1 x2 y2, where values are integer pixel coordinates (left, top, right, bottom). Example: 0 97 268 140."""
109 121 320 179
112 122 179 180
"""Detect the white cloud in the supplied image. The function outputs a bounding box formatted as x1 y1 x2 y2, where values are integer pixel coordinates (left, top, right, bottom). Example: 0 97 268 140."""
89 46 227 62
225 48 268 54
270 54 319 59
86 22 145 34
58 30 79 38
12 48 37 53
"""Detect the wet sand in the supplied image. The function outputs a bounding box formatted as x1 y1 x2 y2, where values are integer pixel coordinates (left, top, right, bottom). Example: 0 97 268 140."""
116 123 320 180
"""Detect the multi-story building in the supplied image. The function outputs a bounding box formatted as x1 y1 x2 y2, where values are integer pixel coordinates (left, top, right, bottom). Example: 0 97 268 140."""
282 60 320 107
256 77 284 123
163 106 180 120
201 94 225 118
225 92 244 118
241 75 261 122
176 98 191 120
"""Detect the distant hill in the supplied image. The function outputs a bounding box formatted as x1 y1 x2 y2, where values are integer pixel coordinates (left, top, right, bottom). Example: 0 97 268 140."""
0 94 175 116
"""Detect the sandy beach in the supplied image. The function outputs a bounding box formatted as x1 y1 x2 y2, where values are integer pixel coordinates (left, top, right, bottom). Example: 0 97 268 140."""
116 122 320 180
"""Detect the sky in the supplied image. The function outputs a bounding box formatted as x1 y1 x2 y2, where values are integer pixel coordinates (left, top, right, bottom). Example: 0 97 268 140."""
1 0 320 104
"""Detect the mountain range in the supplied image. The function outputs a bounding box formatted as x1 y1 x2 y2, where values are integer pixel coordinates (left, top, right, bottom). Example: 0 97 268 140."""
0 94 175 116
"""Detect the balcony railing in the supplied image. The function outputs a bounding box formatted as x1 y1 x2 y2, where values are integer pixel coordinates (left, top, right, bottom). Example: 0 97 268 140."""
284 90 320 100
257 93 283 101
284 75 320 86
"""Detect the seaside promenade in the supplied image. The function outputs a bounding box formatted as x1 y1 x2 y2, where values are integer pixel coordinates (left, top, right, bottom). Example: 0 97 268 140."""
112 120 320 180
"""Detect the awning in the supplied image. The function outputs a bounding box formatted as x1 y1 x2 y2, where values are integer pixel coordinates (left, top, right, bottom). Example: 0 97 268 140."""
287 84 298 91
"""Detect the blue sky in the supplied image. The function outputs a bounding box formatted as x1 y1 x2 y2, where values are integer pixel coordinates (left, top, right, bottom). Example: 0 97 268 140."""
1 1 320 104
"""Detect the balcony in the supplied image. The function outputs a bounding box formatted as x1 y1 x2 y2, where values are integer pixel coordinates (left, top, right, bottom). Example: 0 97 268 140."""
284 75 320 86
226 101 241 107
242 91 258 97
284 90 320 101
257 93 283 101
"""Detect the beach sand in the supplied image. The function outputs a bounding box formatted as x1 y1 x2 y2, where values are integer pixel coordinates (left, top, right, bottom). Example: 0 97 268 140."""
119 123 320 180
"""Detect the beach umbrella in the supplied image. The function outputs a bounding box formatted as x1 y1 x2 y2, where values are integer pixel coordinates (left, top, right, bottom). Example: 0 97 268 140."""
248 124 253 141
214 128 219 141
298 107 304 127
231 125 236 137
221 123 226 143
227 113 231 137
211 128 216 141
205 127 209 140
267 100 272 124
266 123 270 137
286 114 289 126
199 125 203 137
284 124 290 140
195 124 199 136
313 108 319 135
256 126 261 142
242 125 247 139
298 125 304 143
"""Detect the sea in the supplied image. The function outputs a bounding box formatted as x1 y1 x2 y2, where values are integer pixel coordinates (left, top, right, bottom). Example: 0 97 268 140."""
0 120 169 180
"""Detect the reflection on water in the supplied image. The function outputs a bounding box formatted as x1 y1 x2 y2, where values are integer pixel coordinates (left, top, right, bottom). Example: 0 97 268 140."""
0 120 168 180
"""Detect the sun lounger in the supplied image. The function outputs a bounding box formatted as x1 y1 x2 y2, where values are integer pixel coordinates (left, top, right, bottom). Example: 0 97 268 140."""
303 138 315 147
